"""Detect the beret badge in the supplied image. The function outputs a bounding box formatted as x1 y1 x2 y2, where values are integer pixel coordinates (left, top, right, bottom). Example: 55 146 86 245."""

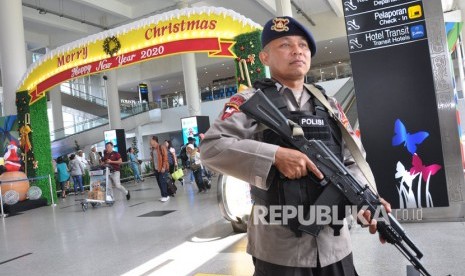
271 18 290 32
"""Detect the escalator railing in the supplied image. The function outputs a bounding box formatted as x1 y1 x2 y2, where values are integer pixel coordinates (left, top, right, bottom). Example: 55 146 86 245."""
50 102 155 141
60 83 108 107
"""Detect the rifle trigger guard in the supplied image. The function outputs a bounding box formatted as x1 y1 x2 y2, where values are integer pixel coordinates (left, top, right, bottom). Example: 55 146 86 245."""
318 178 329 187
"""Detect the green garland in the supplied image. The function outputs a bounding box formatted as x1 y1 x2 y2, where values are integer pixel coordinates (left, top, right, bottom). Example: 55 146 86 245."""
30 96 56 204
103 36 121 57
16 91 36 175
233 30 266 88
31 96 56 204
16 91 56 205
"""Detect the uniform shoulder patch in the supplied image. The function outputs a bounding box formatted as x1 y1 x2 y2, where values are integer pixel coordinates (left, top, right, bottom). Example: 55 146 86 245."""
221 95 245 120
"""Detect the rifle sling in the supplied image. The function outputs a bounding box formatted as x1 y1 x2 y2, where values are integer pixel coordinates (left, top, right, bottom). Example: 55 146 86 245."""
304 83 378 194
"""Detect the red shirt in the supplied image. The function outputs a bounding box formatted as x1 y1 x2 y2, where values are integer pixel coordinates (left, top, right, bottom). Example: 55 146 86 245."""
103 151 121 171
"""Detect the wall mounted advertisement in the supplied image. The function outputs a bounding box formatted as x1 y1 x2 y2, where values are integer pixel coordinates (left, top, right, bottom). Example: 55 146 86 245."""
181 117 199 145
104 129 127 161
180 116 210 146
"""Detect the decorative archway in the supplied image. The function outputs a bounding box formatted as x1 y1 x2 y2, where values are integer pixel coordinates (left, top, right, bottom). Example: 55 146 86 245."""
14 7 263 204
18 7 262 103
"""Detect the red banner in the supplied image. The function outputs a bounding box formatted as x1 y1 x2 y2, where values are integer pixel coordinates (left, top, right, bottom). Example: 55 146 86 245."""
30 38 236 104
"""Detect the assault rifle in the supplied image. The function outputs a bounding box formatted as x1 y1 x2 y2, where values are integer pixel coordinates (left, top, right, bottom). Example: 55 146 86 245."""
239 89 432 276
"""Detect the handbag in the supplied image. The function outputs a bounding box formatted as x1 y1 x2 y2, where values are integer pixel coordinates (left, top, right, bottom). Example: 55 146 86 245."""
190 162 201 172
171 167 184 181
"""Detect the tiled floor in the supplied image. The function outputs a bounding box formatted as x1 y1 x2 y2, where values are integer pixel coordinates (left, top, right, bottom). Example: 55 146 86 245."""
1 176 464 276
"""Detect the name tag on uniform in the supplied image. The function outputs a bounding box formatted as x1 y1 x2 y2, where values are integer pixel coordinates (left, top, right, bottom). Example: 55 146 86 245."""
300 117 326 127
296 115 330 141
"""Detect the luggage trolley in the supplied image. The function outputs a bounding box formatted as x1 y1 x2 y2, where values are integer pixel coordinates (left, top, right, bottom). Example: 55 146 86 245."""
81 166 114 211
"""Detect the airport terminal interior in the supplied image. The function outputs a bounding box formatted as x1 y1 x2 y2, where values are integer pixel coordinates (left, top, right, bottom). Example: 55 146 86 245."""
1 0 465 275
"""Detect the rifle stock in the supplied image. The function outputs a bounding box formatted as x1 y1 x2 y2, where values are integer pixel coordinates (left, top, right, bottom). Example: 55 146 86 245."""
239 89 433 276
239 89 293 138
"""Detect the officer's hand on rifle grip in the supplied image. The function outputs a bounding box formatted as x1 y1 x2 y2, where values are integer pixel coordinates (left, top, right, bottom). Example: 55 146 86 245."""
275 147 324 180
358 197 392 244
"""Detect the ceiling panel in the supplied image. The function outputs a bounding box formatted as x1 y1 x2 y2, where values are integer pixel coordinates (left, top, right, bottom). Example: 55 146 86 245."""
293 0 332 15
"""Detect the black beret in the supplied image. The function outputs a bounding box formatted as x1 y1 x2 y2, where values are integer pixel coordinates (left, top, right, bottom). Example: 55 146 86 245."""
261 16 316 57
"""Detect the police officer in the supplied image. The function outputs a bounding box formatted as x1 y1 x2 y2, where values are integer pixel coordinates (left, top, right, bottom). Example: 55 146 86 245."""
200 16 391 276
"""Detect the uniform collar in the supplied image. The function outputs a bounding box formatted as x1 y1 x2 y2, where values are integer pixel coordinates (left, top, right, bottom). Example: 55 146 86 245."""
280 84 311 108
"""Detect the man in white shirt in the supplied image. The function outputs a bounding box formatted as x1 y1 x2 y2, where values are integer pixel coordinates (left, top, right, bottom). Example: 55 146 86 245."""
76 150 89 169
88 146 101 168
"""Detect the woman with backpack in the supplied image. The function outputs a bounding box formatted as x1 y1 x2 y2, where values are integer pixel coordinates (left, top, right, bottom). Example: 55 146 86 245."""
186 144 207 193
165 140 183 185
180 137 197 184
68 153 86 195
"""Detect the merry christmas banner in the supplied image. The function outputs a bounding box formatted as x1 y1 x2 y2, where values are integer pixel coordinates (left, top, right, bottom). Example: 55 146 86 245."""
17 7 262 104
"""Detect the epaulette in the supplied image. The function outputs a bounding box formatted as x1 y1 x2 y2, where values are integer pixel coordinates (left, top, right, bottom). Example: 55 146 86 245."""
253 78 277 90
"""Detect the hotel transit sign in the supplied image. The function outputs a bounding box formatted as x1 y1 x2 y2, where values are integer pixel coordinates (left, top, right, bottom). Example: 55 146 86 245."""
344 0 426 53
17 7 262 104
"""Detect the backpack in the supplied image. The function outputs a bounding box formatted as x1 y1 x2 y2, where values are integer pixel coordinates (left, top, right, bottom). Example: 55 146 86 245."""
167 148 174 165
190 162 201 172
179 145 188 163
167 177 177 196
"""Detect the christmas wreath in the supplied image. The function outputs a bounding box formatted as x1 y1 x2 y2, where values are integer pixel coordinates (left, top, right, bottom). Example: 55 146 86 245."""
103 36 121 57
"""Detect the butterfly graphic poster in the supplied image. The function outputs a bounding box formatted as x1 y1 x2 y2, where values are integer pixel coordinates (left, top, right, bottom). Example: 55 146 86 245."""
390 119 448 208
348 38 450 208
359 114 449 208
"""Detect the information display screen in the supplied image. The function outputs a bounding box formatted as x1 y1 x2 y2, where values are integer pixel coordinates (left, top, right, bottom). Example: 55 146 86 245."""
104 130 119 152
103 129 127 161
181 116 199 145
